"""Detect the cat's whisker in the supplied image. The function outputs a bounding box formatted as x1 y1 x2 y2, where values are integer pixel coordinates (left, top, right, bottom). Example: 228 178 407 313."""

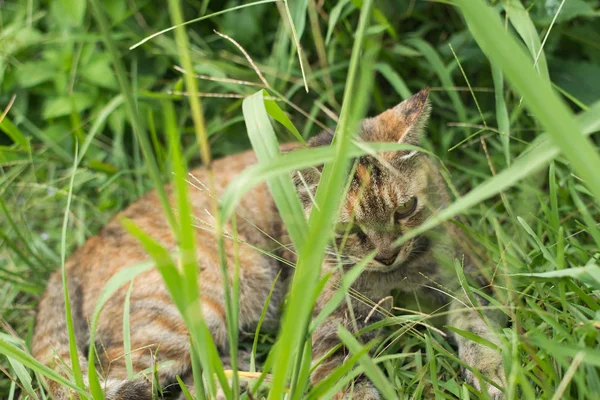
185 174 299 258
189 221 296 268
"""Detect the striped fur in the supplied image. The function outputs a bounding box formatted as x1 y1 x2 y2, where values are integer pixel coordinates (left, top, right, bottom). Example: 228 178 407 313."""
32 90 505 399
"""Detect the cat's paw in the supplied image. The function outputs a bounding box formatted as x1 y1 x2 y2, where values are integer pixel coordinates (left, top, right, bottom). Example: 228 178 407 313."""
462 356 506 400
333 379 381 400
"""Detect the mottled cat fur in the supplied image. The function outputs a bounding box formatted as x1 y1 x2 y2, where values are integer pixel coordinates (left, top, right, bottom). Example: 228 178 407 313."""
32 89 505 399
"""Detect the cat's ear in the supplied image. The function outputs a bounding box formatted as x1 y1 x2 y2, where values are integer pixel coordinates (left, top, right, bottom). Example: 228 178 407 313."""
363 88 431 145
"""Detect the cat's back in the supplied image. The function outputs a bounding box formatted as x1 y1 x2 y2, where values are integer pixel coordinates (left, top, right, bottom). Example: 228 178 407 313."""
32 147 292 382
48 147 287 322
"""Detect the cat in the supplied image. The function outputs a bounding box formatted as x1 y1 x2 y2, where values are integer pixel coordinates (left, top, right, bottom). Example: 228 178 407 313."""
32 89 506 399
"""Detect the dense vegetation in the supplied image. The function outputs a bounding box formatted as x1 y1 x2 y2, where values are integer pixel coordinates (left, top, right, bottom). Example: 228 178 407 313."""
1 0 600 398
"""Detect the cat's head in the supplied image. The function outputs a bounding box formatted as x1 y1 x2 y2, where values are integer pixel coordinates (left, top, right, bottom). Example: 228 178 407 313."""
294 89 448 271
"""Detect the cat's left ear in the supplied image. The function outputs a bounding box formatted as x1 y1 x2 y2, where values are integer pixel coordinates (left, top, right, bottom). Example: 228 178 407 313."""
365 88 431 146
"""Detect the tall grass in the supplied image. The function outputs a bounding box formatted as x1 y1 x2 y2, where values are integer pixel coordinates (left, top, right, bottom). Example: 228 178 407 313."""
1 0 600 399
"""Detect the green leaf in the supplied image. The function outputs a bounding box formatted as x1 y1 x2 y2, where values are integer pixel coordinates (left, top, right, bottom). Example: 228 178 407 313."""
407 37 467 126
533 0 597 24
510 265 600 288
569 183 600 249
491 63 510 165
60 145 86 391
267 1 378 396
6 357 39 400
445 326 501 352
530 334 600 367
325 0 351 44
15 61 57 88
129 0 280 50
338 326 397 399
460 0 600 200
123 280 135 379
220 142 426 222
263 92 306 145
0 117 30 151
392 7 600 246
0 339 88 397
376 63 412 100
242 90 309 252
42 94 94 120
289 0 309 42
80 55 119 90
517 217 557 267
86 259 155 400
61 0 87 26
505 0 550 82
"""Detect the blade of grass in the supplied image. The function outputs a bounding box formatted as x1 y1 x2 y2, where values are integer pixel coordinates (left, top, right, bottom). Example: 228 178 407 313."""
264 96 306 145
176 376 194 400
60 143 85 390
491 64 510 165
517 217 557 268
0 339 88 397
166 0 239 394
0 116 30 151
89 0 177 233
325 0 350 45
309 253 375 331
76 95 124 165
305 343 374 400
569 183 600 249
267 2 378 396
164 94 222 398
6 358 38 400
121 219 230 396
129 0 279 49
504 0 550 81
283 0 309 92
376 63 412 100
424 334 441 398
220 142 427 222
458 0 600 199
407 38 467 127
250 271 281 374
242 90 308 251
338 326 397 399
6 111 72 162
123 280 134 380
86 261 155 400
548 162 560 236
394 103 600 247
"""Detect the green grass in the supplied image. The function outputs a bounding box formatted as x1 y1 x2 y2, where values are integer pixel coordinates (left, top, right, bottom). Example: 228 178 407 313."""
1 0 600 399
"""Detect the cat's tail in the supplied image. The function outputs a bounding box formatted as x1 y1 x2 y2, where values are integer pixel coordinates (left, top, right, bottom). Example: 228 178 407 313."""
31 270 151 400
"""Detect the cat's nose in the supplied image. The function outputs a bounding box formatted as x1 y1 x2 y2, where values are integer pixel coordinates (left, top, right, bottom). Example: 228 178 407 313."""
375 250 400 266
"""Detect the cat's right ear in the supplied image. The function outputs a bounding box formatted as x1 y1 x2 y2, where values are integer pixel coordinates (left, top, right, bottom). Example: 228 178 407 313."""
363 88 431 146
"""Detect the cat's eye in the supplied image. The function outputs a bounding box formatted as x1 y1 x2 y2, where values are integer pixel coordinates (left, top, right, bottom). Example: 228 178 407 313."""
395 197 417 220
334 222 363 236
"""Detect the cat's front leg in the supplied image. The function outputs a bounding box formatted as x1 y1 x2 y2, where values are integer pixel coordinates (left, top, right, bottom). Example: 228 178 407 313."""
448 297 506 399
310 278 386 399
332 379 380 400
311 324 382 400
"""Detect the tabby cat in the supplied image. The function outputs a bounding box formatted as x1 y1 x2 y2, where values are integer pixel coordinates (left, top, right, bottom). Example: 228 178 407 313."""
32 89 506 399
